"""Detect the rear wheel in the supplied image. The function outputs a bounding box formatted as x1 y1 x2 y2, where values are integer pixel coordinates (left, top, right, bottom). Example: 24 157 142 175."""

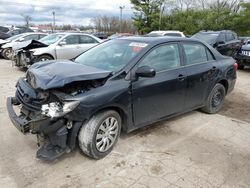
201 83 226 114
37 55 53 62
78 110 121 159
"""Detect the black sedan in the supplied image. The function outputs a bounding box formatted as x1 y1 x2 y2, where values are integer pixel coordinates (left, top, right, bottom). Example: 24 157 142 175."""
7 37 237 160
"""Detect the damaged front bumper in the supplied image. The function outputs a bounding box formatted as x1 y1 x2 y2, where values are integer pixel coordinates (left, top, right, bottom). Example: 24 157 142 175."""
13 50 36 68
6 79 83 160
7 97 30 133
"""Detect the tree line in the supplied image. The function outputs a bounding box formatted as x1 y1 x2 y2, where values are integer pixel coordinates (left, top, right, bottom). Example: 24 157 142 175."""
130 0 250 36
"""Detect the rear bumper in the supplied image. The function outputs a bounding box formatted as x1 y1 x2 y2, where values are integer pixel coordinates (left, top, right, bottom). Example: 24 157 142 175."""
6 97 30 133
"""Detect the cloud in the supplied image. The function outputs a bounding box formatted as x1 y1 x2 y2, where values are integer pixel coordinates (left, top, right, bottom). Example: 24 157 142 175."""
0 0 133 26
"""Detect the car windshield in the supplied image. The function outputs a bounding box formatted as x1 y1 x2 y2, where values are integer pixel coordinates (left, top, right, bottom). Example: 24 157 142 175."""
39 34 64 45
192 33 219 44
75 40 147 72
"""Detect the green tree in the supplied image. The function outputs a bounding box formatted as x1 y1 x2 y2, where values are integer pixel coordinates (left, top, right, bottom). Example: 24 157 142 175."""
131 0 163 34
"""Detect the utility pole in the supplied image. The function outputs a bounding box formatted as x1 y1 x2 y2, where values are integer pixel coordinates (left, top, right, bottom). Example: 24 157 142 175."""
52 11 55 33
159 4 164 31
119 6 125 33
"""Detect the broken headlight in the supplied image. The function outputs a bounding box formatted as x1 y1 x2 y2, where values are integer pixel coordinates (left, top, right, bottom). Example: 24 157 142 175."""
41 101 80 118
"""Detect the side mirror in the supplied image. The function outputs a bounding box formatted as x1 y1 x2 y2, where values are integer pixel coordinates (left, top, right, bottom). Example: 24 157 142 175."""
136 66 156 78
58 41 67 46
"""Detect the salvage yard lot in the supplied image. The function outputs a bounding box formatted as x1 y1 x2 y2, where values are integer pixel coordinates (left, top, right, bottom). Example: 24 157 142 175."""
0 59 250 188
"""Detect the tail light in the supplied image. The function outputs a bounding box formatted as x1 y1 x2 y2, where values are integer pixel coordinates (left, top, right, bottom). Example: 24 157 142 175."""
234 62 238 71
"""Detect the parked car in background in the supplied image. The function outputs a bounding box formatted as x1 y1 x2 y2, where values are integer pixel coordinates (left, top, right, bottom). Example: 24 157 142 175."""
7 37 237 160
235 44 250 69
0 26 9 33
94 32 108 39
146 30 185 37
108 33 134 40
192 30 242 57
0 31 10 40
0 33 28 58
13 33 102 68
6 26 34 36
1 33 47 60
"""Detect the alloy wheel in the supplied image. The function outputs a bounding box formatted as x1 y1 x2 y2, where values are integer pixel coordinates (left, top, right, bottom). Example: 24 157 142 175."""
95 117 119 152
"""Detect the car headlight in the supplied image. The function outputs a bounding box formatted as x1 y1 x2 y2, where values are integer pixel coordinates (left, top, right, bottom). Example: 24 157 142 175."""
41 101 80 118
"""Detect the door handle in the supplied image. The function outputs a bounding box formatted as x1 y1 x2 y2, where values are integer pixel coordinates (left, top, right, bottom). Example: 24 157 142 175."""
178 74 185 81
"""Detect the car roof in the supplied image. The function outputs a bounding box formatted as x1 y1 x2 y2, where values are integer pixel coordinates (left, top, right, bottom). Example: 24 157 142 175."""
198 30 234 34
149 30 183 34
118 36 199 44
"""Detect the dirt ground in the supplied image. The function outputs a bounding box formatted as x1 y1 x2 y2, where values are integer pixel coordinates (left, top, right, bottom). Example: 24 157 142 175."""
0 59 250 188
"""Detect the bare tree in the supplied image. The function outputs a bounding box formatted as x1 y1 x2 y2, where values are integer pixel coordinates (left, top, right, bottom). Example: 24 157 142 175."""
92 15 134 33
21 14 32 27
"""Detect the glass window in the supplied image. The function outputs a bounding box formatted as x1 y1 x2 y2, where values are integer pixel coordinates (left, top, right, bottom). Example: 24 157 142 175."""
64 35 79 45
79 35 98 44
39 34 64 45
191 33 218 44
23 34 39 41
226 33 235 41
75 40 144 72
139 44 180 72
39 34 47 39
183 43 210 65
217 33 226 43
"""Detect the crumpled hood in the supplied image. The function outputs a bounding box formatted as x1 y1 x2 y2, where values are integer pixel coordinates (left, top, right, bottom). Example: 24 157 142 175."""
12 40 48 51
26 60 112 90
241 44 250 51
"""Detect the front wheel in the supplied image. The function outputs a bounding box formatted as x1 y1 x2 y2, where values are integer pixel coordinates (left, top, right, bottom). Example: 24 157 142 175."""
78 110 121 159
2 48 12 60
37 55 53 62
201 83 226 114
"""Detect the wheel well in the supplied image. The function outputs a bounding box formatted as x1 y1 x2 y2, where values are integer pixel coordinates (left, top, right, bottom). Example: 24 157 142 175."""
39 53 54 59
94 107 128 133
218 79 228 93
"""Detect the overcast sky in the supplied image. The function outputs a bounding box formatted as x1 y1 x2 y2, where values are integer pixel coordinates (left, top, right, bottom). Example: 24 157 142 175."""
0 0 133 26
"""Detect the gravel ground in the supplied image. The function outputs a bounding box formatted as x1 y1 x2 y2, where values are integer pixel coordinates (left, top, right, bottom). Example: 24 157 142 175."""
0 59 250 188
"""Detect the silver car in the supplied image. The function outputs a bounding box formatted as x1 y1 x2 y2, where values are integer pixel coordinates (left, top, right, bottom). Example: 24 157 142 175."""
13 33 102 68
1 32 47 59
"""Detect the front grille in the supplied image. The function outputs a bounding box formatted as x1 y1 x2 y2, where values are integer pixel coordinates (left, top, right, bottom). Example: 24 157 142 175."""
15 78 49 112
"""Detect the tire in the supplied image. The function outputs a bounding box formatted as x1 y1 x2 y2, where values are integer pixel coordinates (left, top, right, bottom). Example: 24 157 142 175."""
37 55 53 62
78 110 121 159
201 83 226 114
2 48 12 60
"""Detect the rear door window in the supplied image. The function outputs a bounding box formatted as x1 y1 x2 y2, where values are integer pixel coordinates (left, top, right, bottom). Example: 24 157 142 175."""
183 43 214 65
64 35 79 45
79 35 98 44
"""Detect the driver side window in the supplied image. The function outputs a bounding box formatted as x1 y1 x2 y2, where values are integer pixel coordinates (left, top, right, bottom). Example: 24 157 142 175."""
139 43 180 72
